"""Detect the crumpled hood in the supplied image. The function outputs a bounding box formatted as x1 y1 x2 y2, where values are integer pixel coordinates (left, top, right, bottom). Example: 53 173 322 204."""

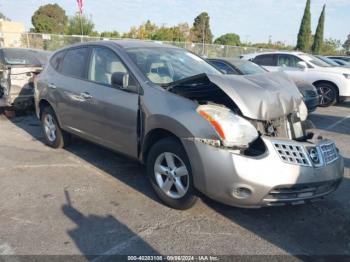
207 72 303 120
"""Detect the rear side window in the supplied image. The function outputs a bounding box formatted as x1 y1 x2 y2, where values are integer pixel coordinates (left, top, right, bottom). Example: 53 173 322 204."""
253 54 276 66
50 51 66 71
61 48 89 78
210 61 239 75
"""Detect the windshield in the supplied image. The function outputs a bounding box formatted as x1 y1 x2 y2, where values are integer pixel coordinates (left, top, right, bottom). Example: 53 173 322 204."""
126 47 221 85
232 60 267 75
316 56 339 66
3 49 48 66
300 54 331 67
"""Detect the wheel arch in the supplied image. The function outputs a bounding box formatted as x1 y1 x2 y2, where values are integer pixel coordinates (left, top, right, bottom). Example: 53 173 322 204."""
141 128 181 163
313 80 340 100
38 99 63 126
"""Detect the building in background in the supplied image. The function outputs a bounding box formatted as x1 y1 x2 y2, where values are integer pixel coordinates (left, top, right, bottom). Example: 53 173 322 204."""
0 19 25 47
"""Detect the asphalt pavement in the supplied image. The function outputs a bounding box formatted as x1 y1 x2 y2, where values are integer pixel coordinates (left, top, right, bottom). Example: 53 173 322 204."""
0 103 349 258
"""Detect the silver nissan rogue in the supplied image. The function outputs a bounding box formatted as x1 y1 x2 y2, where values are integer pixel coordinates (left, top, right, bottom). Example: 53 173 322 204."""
34 41 344 209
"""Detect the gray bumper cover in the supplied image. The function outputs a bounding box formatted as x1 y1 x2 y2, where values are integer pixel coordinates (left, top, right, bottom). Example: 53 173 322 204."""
182 136 344 208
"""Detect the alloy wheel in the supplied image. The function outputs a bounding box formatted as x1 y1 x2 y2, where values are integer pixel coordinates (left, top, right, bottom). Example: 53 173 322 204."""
318 86 336 106
154 152 190 199
43 114 57 142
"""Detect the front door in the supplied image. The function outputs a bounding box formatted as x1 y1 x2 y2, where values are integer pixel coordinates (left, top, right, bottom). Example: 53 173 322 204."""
80 46 139 157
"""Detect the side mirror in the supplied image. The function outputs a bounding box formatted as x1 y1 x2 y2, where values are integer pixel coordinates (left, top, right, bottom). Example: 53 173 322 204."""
297 61 308 71
111 72 129 89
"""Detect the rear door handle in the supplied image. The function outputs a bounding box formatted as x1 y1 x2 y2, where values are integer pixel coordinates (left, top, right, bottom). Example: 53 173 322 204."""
48 83 56 89
80 92 93 100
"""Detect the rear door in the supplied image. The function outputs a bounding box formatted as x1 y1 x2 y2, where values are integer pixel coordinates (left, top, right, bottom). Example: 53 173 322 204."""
53 47 91 133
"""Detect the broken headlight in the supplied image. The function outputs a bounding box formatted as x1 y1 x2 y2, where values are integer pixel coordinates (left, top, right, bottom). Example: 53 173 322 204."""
197 104 259 148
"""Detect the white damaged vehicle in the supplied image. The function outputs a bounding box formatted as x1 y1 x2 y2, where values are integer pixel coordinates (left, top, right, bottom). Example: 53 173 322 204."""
241 51 350 107
0 48 51 110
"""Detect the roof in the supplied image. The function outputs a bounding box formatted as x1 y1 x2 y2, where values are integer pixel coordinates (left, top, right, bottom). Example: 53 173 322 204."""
208 57 243 63
241 51 306 59
57 39 179 51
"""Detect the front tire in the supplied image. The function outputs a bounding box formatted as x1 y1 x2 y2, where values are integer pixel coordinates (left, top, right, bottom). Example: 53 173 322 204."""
147 138 198 210
41 106 69 148
316 83 338 107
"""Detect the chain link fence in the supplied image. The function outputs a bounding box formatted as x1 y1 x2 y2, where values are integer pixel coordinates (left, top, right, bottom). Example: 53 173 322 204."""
0 32 274 58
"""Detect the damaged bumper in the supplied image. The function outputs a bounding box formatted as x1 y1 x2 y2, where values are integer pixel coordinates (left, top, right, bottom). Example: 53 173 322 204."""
182 136 344 208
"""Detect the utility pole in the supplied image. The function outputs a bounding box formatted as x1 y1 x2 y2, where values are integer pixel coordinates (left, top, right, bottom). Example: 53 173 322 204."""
202 19 205 55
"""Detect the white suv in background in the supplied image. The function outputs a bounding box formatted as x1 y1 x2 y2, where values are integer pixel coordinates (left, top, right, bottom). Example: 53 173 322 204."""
241 52 350 107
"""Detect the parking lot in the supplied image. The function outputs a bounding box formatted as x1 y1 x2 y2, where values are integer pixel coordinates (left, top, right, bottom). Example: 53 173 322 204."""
0 103 349 258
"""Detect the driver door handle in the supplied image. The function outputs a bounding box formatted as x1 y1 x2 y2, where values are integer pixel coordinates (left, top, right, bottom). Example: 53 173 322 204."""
48 83 56 89
80 92 93 100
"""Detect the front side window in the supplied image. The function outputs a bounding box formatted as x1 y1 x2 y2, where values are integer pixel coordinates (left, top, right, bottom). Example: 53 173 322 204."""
88 47 127 85
61 47 89 78
277 55 302 68
126 47 221 85
253 54 276 66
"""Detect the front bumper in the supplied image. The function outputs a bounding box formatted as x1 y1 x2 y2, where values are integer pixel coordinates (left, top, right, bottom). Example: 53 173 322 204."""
0 97 10 107
339 80 350 97
182 136 344 208
303 95 319 112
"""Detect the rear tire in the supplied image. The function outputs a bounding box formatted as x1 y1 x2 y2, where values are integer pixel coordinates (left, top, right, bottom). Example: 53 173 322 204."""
316 83 338 107
41 106 70 148
147 137 198 210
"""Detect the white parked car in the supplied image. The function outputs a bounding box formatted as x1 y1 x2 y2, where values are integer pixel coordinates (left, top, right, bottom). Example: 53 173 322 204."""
241 52 350 107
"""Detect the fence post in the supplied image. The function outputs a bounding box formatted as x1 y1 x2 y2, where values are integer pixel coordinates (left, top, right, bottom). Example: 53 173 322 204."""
26 33 30 48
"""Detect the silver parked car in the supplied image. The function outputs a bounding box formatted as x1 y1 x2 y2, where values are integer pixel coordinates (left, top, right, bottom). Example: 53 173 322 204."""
34 41 344 209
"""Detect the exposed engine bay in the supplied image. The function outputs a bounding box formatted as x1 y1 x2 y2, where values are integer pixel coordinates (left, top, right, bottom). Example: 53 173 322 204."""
166 72 308 141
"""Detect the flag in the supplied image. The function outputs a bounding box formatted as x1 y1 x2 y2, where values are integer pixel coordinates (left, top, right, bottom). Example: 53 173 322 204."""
77 0 83 14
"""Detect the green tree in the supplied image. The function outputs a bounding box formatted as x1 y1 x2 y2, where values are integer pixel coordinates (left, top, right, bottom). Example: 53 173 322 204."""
311 5 325 54
31 4 67 34
214 33 241 46
321 38 342 55
190 12 213 44
152 23 189 42
100 31 120 38
0 12 10 21
296 0 312 51
123 20 157 39
65 13 97 36
343 34 350 55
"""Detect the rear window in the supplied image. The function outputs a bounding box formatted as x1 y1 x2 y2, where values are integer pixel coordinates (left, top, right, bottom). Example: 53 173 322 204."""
253 54 276 66
61 48 89 78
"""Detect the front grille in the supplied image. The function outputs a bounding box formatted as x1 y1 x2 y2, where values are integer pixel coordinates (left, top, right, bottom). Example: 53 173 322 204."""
272 142 311 166
273 141 339 167
320 143 338 164
263 179 341 202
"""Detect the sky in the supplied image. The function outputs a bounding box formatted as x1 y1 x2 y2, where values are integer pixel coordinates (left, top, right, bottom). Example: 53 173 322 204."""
0 0 349 45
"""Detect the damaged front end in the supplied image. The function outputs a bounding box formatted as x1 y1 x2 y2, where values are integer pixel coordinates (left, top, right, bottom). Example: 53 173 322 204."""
0 66 42 109
167 72 343 207
167 72 309 150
